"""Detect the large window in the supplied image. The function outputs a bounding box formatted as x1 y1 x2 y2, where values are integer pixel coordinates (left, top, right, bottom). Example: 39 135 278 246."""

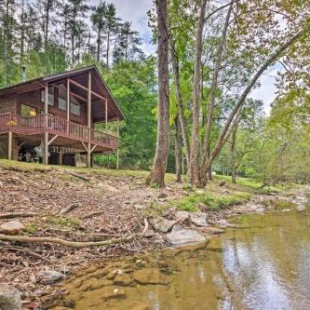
21 104 36 117
58 85 67 111
41 86 55 106
70 97 80 116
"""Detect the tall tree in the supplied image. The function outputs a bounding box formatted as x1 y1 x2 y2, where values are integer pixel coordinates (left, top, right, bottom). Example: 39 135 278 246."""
148 0 170 187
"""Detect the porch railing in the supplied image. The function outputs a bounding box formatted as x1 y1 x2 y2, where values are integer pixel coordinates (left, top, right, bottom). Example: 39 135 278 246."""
0 112 118 149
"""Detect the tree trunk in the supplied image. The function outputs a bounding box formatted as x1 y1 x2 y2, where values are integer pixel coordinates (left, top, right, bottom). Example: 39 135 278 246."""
148 0 170 188
188 0 207 187
106 29 110 70
174 115 182 183
170 38 190 166
96 28 101 63
201 3 233 169
230 125 238 184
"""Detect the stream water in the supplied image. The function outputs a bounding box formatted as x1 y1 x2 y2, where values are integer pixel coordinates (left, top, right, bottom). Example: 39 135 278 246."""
60 210 310 310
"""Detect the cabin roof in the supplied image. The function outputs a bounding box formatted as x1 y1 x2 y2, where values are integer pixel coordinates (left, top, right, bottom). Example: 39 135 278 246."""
0 65 125 122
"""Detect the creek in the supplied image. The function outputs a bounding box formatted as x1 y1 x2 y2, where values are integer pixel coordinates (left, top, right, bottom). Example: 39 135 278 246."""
58 210 310 310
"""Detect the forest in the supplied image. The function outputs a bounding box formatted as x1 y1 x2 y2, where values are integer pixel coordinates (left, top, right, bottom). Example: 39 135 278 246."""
1 0 310 187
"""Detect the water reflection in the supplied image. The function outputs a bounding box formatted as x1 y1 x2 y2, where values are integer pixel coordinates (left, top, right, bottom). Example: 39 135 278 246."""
60 212 310 310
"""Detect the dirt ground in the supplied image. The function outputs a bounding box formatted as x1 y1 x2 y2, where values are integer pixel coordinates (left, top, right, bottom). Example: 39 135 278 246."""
1 161 301 309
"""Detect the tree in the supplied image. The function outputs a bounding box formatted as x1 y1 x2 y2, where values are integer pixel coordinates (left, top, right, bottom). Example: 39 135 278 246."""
148 0 170 187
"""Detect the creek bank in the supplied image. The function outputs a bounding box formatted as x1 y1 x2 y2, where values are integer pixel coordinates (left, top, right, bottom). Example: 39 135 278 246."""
0 162 309 309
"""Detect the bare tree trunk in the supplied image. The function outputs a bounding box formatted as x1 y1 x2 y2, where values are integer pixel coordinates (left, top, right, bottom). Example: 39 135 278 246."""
201 3 233 180
230 125 238 183
188 0 207 187
170 38 190 166
96 29 101 63
44 0 51 52
201 29 305 178
174 115 182 183
106 30 110 70
148 0 170 188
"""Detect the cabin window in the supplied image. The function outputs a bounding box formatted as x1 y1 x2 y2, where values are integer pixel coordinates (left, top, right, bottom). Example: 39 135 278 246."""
21 104 36 117
70 97 80 116
58 84 67 111
41 86 55 106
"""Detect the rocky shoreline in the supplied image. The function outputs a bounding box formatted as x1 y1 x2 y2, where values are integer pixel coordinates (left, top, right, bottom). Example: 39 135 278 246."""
0 164 308 309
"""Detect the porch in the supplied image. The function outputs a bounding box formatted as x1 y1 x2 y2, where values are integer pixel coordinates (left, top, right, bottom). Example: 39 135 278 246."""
0 112 118 150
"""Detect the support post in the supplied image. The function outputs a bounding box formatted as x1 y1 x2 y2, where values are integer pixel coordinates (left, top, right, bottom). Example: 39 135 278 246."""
116 118 120 170
87 71 92 167
66 78 70 134
44 84 49 164
8 131 13 160
105 98 108 129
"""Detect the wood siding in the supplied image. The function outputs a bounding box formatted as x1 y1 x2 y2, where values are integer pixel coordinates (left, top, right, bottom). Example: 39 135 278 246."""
17 89 88 126
0 94 17 115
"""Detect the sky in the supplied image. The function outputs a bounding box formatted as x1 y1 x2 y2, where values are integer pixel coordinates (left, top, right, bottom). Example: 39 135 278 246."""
107 0 276 115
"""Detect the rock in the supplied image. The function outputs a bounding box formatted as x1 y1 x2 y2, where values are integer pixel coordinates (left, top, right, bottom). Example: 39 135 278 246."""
158 192 168 199
102 288 126 301
134 204 146 210
175 211 191 226
133 269 170 285
297 205 306 211
217 219 229 228
219 181 226 187
0 284 22 310
38 270 64 285
206 227 225 234
0 220 25 235
190 212 208 227
166 228 208 246
150 217 176 233
113 273 132 286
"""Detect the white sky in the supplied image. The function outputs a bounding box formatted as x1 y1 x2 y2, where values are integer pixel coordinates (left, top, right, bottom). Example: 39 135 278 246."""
106 0 276 114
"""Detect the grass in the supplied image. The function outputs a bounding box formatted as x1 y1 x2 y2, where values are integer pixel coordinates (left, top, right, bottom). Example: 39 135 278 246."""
173 191 251 212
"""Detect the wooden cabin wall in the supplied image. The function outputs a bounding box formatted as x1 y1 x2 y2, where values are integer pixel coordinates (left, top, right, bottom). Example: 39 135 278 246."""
17 90 88 126
0 94 17 114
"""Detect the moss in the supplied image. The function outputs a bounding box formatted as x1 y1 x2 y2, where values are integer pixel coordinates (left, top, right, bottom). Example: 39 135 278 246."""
272 199 297 210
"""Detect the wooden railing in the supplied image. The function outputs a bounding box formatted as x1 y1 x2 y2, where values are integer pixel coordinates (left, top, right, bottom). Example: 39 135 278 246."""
0 113 118 149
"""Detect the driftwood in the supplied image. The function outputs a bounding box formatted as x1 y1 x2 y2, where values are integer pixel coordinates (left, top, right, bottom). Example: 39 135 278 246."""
0 212 39 219
69 172 90 181
0 219 149 248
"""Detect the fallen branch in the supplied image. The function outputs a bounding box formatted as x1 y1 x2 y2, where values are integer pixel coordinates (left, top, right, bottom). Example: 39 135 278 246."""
69 172 90 182
59 203 80 215
0 219 149 248
0 212 39 219
81 210 106 219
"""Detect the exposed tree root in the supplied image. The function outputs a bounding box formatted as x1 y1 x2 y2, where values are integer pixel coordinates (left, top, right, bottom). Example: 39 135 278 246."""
0 219 149 248
0 212 39 219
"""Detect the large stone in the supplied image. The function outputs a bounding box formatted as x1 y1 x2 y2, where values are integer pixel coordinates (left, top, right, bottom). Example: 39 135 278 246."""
38 270 64 285
166 228 208 246
0 284 22 310
133 269 170 285
0 220 25 235
190 212 208 227
150 217 176 233
175 211 191 225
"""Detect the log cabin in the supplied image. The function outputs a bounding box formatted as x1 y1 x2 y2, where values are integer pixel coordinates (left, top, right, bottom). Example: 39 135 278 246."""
0 66 124 167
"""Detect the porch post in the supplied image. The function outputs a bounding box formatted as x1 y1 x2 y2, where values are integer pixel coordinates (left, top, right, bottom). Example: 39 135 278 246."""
43 84 49 164
87 71 92 167
105 98 108 129
8 131 13 160
116 118 120 170
66 78 70 134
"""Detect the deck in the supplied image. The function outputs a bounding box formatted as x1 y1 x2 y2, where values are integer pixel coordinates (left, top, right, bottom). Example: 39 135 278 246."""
0 113 118 150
